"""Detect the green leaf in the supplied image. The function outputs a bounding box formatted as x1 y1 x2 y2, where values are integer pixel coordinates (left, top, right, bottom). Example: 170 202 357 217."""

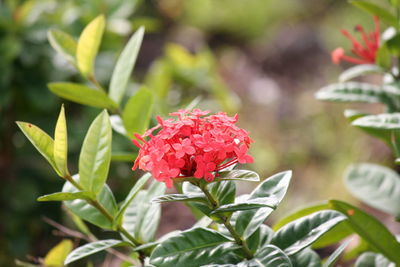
152 193 207 203
122 87 154 137
48 82 118 110
249 245 293 267
109 27 144 104
63 175 117 229
65 239 127 265
233 171 292 238
246 224 274 253
376 43 392 69
344 109 370 122
355 252 395 267
272 202 353 249
352 113 400 130
47 29 77 65
111 152 137 162
109 115 127 135
315 82 383 103
79 110 112 194
290 248 321 267
77 15 105 77
122 181 165 243
350 0 398 27
211 197 279 215
322 239 352 267
345 163 400 217
215 170 260 182
329 200 400 265
115 173 151 224
271 210 346 255
37 191 93 202
183 181 236 218
149 227 236 267
339 64 383 82
16 121 60 176
44 239 73 267
54 105 69 177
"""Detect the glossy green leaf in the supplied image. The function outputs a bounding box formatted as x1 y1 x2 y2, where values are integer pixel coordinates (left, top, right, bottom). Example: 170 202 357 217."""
322 239 352 267
48 82 118 110
16 121 60 176
315 82 383 103
215 170 260 182
345 163 400 217
77 15 105 77
355 252 395 267
344 109 370 122
149 227 236 267
63 175 117 229
271 210 346 255
115 173 151 224
109 27 144 104
122 181 165 243
122 87 154 137
47 29 77 65
183 181 236 218
249 245 293 267
211 197 278 215
290 248 321 267
246 224 274 253
352 113 400 130
152 193 207 203
37 191 93 202
272 202 353 249
329 200 400 265
79 110 112 194
233 171 292 238
350 0 398 27
111 152 137 162
54 105 69 177
65 239 127 265
376 43 392 69
44 239 73 267
339 64 383 82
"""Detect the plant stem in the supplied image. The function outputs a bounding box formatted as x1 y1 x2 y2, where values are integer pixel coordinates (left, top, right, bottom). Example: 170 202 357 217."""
197 183 254 259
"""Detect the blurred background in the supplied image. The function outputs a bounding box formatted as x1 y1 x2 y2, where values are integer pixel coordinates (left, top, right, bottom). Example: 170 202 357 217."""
0 0 393 265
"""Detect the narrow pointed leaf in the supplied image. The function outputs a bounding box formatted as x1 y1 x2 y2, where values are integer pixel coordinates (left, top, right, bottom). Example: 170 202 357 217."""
339 64 383 82
111 152 137 162
63 175 117 229
355 252 395 267
290 248 321 267
215 170 260 182
233 171 292 238
122 87 154 137
350 0 398 27
315 82 384 103
48 82 117 109
329 200 400 265
116 173 151 223
352 113 400 130
77 15 105 77
54 105 69 176
16 121 60 176
322 239 352 267
211 197 278 214
271 210 346 255
109 27 144 104
37 191 93 202
48 29 77 65
152 193 207 203
247 245 293 267
79 110 112 194
150 227 236 267
64 239 127 265
345 163 400 217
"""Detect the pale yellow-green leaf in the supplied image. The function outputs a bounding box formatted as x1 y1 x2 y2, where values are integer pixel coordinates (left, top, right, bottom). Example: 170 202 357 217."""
16 121 61 176
77 15 105 77
48 29 77 65
54 105 69 176
44 239 73 267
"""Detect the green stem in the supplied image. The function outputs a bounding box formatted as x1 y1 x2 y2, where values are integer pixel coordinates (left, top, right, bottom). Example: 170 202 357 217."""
197 182 254 259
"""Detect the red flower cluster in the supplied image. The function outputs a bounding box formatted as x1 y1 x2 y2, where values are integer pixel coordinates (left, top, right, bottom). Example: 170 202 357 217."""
332 16 380 65
132 109 253 187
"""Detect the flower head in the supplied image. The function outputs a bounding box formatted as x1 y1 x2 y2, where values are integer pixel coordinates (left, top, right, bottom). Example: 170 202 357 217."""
132 109 253 187
331 16 380 65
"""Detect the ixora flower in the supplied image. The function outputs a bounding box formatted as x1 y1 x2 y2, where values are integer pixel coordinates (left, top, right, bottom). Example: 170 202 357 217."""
331 16 380 65
132 109 254 187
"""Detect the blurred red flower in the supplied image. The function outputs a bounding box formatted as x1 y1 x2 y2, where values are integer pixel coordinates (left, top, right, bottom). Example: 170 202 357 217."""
332 16 380 65
132 109 253 187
